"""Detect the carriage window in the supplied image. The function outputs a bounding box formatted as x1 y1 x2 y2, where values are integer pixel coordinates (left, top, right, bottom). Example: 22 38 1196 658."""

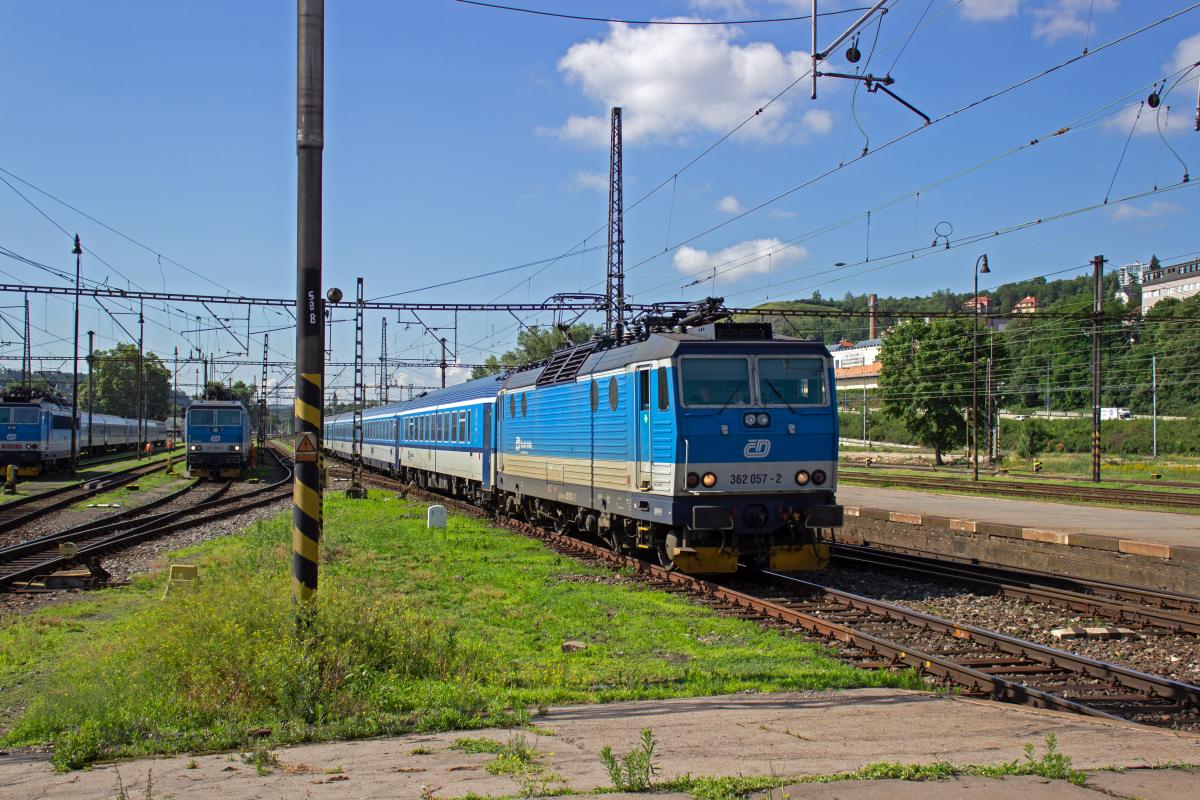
757 357 827 406
657 367 670 411
680 357 751 406
459 411 467 442
217 410 242 425
638 370 650 411
189 409 216 426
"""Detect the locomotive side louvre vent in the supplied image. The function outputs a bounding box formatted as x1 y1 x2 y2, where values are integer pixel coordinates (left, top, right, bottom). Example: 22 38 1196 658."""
535 341 599 386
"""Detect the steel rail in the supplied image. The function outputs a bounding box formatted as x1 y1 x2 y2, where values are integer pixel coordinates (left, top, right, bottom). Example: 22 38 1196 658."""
1 448 293 590
831 543 1200 634
839 469 1200 509
0 460 172 534
831 540 1200 614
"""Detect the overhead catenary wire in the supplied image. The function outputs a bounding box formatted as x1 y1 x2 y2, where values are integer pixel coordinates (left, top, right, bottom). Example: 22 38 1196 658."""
452 0 872 26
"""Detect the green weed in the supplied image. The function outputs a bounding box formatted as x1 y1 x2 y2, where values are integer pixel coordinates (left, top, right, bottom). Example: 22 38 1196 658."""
600 728 658 791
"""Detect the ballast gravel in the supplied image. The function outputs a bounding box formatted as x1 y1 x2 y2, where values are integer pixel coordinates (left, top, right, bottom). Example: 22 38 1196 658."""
811 565 1200 687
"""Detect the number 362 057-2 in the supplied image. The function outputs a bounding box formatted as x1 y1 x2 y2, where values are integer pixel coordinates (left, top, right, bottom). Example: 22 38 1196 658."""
728 473 782 485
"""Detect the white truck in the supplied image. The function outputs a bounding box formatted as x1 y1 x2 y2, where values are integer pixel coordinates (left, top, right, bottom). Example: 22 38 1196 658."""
1100 407 1132 421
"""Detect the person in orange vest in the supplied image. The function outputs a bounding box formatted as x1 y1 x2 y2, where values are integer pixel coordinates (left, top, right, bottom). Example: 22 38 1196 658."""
144 441 153 459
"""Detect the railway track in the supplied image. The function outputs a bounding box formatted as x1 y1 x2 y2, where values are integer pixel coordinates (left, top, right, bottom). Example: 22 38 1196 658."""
326 459 1200 727
838 468 1200 509
840 459 1200 491
0 447 293 591
0 459 173 535
832 543 1200 634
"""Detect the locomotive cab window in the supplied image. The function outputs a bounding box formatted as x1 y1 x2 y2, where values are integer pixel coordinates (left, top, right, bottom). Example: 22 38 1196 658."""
217 410 242 425
758 357 827 406
638 370 650 411
680 357 751 406
13 407 38 424
189 409 216 426
657 367 669 410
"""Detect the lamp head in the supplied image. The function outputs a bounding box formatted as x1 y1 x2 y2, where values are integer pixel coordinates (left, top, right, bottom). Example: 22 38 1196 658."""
979 254 990 274
326 287 343 304
72 234 82 256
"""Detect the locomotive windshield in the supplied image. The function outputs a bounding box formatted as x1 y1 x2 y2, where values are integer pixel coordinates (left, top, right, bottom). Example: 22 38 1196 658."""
680 357 751 406
0 407 40 424
757 357 827 406
191 408 242 426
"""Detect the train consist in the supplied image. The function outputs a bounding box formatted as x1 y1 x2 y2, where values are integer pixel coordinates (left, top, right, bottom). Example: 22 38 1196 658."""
0 389 167 476
185 399 252 478
326 322 842 573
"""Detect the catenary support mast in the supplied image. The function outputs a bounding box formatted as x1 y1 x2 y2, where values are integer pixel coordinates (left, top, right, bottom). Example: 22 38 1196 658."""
293 0 325 604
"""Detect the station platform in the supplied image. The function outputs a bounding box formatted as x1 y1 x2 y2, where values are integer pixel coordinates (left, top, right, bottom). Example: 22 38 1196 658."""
836 486 1200 593
2 689 1196 798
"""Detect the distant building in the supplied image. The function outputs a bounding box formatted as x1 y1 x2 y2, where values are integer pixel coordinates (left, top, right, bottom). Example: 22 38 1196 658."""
830 338 882 392
1115 260 1149 287
1012 296 1038 314
961 294 990 314
1141 258 1200 314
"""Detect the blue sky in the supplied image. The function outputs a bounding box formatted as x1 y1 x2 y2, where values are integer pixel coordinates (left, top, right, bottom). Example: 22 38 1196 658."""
1 0 1198 397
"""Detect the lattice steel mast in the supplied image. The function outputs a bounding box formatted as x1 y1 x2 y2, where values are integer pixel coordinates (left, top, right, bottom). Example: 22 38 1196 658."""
605 107 625 340
348 277 366 498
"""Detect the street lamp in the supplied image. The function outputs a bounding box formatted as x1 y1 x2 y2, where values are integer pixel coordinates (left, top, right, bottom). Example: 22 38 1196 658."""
972 253 990 481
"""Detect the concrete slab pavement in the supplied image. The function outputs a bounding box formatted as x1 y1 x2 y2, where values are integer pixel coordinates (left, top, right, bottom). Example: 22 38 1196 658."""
750 772 1200 800
1 689 1197 799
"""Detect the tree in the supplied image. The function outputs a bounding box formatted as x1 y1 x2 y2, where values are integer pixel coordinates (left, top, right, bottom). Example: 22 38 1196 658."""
878 318 974 464
471 324 600 378
79 343 170 420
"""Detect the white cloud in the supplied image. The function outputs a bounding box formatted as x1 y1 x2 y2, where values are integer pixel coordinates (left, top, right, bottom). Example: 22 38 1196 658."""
1170 32 1200 73
717 194 745 214
569 170 607 192
1030 0 1117 44
1110 201 1183 221
960 0 1019 22
673 238 808 282
551 22 829 145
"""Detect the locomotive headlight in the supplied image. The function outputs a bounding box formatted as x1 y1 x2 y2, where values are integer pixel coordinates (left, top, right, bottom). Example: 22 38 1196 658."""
190 445 198 451
686 472 700 489
701 472 718 488
231 445 241 452
26 443 38 450
794 470 810 485
812 469 827 485
743 412 757 427
756 413 770 427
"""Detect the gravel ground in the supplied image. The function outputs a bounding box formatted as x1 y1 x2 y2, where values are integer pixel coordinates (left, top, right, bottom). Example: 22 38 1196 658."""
810 565 1200 687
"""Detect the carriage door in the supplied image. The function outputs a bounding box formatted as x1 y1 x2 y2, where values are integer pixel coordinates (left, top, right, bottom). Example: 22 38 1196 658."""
482 405 493 488
635 367 652 490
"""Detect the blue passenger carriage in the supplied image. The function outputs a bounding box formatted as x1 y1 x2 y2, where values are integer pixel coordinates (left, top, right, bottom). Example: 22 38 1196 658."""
185 399 251 478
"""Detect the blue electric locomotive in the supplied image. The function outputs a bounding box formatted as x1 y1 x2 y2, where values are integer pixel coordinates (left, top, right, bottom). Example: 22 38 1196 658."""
324 321 841 573
0 388 169 476
185 399 252 478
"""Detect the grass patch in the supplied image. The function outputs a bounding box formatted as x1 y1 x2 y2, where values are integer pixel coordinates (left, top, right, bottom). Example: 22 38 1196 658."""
72 472 191 509
1 494 918 769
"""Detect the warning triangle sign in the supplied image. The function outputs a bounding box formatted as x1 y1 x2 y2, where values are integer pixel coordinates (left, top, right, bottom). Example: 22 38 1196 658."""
295 432 318 462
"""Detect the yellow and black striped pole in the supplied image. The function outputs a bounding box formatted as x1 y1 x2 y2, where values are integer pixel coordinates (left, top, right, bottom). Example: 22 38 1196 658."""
293 0 324 604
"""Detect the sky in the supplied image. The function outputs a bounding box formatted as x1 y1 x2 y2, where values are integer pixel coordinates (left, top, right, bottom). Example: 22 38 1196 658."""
1 0 1198 400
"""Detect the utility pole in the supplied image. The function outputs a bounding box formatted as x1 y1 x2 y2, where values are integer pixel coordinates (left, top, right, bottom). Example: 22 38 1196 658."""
22 294 30 387
172 346 178 438
605 107 625 340
985 333 994 464
861 382 867 442
259 333 269 452
348 278 366 499
1151 352 1158 459
70 235 82 470
87 330 95 453
293 0 325 605
1091 254 1104 483
1044 359 1051 419
971 254 990 481
137 299 145 455
380 316 388 405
